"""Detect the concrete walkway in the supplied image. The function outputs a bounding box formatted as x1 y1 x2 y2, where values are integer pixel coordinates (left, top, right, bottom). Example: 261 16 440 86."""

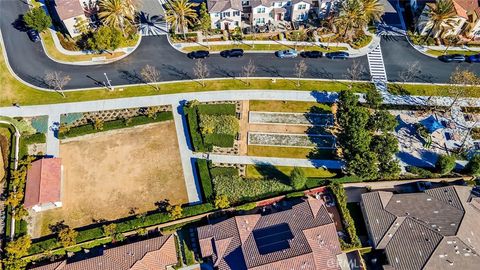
201 153 345 169
46 114 60 157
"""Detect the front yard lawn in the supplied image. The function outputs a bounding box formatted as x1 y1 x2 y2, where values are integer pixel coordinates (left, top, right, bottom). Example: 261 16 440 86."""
249 100 331 113
388 83 479 98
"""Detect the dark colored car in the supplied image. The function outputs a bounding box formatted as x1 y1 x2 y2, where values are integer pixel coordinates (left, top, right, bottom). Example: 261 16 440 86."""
301 51 323 58
325 51 349 59
220 49 244 58
438 54 466 63
27 29 40 42
467 54 480 63
187 50 210 59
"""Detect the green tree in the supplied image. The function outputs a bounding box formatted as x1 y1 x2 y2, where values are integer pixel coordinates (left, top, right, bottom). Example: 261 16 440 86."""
367 110 398 132
5 235 31 259
214 194 230 209
23 7 51 32
371 133 399 158
365 88 383 108
378 159 401 179
466 154 480 176
423 0 456 38
336 90 360 127
347 152 378 179
290 167 307 190
198 2 211 32
335 0 366 41
87 26 125 52
167 204 183 219
98 0 136 34
103 223 117 238
58 227 78 247
361 0 384 23
165 0 199 39
436 154 456 174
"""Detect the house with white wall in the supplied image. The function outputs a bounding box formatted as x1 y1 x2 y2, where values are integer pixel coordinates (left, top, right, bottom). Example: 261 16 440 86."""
207 0 243 30
290 0 312 21
53 0 89 37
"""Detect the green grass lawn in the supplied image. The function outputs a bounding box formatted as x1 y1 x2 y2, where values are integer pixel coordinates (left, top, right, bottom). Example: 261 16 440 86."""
426 49 478 56
388 83 480 98
181 44 348 52
247 145 336 159
0 44 372 106
246 164 337 179
249 100 332 113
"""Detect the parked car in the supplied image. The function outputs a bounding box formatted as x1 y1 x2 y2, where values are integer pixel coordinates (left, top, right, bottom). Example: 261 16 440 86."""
27 29 40 42
438 54 466 63
467 54 480 63
187 50 209 59
325 51 349 59
220 49 244 58
275 49 298 58
301 51 323 58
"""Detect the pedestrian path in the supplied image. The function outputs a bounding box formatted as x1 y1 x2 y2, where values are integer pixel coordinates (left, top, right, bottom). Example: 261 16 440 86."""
367 44 388 82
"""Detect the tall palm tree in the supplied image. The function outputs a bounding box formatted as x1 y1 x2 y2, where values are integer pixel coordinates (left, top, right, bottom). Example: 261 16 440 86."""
165 0 199 39
98 0 136 34
335 0 366 41
424 0 456 38
361 0 384 24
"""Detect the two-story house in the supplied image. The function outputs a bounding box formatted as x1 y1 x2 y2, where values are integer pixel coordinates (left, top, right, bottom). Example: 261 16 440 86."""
208 0 313 29
207 0 243 30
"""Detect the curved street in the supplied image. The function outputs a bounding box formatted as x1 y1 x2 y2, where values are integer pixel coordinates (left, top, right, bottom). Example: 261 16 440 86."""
1 0 480 90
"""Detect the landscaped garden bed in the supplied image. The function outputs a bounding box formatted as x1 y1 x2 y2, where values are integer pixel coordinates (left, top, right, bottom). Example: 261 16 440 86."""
249 100 332 113
247 145 336 159
249 111 334 126
248 132 336 148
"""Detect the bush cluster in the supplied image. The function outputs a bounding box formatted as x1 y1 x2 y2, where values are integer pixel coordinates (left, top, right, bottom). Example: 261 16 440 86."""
196 159 213 202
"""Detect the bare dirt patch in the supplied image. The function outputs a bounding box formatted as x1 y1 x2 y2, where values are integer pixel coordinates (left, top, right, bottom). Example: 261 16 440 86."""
31 121 186 237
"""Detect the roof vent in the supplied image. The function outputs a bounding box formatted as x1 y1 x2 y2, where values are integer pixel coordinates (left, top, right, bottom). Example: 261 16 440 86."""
434 210 439 214
396 200 401 203
427 198 432 201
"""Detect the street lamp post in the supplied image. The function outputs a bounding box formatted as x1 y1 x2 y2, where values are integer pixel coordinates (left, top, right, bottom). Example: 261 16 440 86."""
104 72 113 91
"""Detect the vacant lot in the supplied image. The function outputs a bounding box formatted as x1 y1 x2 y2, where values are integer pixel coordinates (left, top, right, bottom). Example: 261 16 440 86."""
32 121 186 237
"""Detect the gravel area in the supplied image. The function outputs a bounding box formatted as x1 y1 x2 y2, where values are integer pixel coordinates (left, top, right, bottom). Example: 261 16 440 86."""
248 132 336 148
249 112 334 126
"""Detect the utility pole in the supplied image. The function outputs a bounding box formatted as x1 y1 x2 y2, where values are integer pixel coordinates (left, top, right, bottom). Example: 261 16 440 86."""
104 72 113 91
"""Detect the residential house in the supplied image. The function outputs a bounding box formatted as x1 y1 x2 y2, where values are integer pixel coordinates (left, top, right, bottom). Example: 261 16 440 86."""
207 0 313 29
208 0 243 30
53 0 89 37
197 197 345 269
360 185 480 270
29 234 178 270
416 0 480 38
24 158 63 213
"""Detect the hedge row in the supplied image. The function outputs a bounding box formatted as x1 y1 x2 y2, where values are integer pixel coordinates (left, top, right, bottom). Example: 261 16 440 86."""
59 112 173 139
29 203 214 255
197 104 236 115
196 159 213 202
184 107 207 152
329 182 361 249
20 133 47 158
209 166 238 178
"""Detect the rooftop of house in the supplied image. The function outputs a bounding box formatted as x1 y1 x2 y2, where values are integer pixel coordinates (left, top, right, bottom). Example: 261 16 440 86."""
452 0 480 19
197 197 342 270
207 0 243 13
29 234 178 270
361 185 480 270
24 158 62 209
54 0 86 21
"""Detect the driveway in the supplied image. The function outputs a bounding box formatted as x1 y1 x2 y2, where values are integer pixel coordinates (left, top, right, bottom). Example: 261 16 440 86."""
138 0 167 36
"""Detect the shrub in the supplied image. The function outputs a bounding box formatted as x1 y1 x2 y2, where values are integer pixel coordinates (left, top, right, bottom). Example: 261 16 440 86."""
23 133 46 145
466 154 480 176
76 227 104 243
290 167 307 190
329 182 361 249
436 154 456 175
196 159 213 202
406 166 435 178
213 175 291 204
31 116 48 133
184 106 206 152
235 202 257 211
199 114 239 136
285 191 306 198
214 194 230 209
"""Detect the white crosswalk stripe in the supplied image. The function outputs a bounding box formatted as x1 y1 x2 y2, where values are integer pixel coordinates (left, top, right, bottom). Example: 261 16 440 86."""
367 44 388 83
139 21 168 36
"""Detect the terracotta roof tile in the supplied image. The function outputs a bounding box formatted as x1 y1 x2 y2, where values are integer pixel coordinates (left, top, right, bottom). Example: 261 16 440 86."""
24 158 62 209
55 0 85 21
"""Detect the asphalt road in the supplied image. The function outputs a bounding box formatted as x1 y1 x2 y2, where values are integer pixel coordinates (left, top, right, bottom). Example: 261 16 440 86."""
1 0 479 90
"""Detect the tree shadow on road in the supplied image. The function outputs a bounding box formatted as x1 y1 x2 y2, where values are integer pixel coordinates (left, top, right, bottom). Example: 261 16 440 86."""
161 64 192 80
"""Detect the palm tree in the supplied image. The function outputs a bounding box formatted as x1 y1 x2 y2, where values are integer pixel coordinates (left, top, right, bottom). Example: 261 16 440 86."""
424 0 456 38
165 0 199 39
361 0 384 24
98 0 136 34
335 0 366 41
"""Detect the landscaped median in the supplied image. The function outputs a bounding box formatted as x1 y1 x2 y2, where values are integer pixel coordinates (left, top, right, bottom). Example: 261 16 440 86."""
388 81 480 98
180 43 348 53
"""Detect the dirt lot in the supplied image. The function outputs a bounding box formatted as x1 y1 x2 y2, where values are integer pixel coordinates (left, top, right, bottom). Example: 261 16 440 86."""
31 121 187 237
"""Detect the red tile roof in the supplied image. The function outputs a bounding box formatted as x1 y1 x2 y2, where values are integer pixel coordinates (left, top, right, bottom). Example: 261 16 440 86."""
197 197 342 270
452 0 480 18
24 158 62 209
30 234 178 270
55 0 85 21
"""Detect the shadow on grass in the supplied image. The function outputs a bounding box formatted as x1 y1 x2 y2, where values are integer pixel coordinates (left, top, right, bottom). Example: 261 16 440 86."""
252 163 289 184
388 84 411 95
